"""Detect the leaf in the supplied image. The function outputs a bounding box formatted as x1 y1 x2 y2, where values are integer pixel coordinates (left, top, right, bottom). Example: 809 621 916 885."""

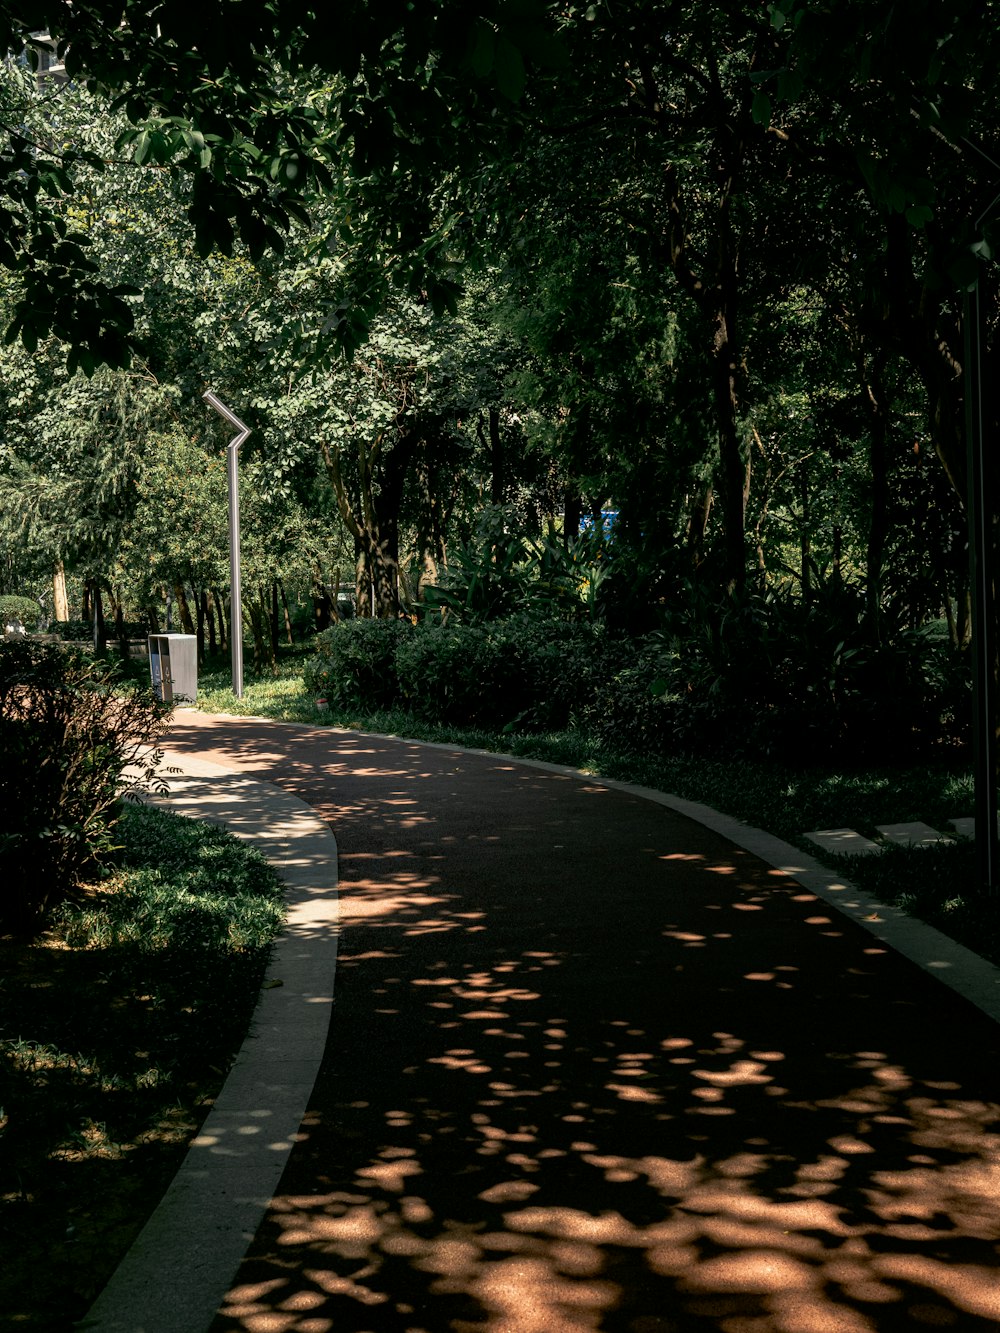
132 130 152 166
467 18 495 78
494 33 527 101
752 90 772 126
905 203 933 228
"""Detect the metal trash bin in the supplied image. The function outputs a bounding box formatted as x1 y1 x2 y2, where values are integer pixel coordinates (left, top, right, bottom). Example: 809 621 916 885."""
148 633 197 703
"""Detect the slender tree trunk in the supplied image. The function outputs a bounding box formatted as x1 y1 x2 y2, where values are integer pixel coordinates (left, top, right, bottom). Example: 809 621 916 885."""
92 584 106 658
269 582 279 660
489 406 504 506
203 590 216 655
212 587 228 651
279 583 295 644
247 595 267 671
173 583 196 636
800 463 812 600
861 366 891 642
53 560 69 622
322 430 415 621
564 489 582 547
114 597 129 661
195 587 206 664
685 485 713 574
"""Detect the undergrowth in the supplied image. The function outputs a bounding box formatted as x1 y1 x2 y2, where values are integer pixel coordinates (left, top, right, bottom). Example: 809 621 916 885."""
0 801 285 1329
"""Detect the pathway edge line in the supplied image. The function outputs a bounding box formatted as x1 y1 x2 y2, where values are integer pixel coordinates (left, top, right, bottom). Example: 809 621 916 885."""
273 716 1000 1026
78 753 339 1333
184 710 1000 1026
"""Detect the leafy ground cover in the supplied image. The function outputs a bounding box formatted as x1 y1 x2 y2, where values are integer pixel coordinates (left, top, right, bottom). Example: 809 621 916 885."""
0 801 285 1331
193 655 998 967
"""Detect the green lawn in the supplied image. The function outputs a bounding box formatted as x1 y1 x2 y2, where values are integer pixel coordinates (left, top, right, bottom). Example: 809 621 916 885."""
0 802 285 1330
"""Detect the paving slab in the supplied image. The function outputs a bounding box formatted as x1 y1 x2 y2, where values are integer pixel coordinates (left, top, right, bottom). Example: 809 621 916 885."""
803 826 883 856
876 819 952 848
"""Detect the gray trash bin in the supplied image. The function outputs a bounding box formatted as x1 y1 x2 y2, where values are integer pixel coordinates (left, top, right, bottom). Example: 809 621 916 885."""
148 633 197 703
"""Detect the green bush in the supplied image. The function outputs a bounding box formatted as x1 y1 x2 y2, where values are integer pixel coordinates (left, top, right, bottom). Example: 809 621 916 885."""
0 641 168 933
50 618 150 642
584 635 679 754
302 618 412 711
395 615 608 731
0 595 42 632
661 579 969 763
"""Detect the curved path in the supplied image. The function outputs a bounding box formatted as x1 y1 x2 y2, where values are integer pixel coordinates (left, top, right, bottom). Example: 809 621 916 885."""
96 711 1000 1333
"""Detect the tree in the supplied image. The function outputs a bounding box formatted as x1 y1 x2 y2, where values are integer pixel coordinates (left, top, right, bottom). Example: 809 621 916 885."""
0 2 566 368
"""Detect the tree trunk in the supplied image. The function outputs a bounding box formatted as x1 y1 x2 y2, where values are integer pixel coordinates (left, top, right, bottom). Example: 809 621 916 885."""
322 428 416 621
173 583 196 636
212 587 228 651
861 363 892 643
203 590 216 655
489 406 504 506
684 485 713 574
279 583 295 644
564 488 582 547
195 587 206 664
114 596 129 661
799 463 812 600
92 583 106 658
269 582 279 660
53 560 69 622
710 292 748 595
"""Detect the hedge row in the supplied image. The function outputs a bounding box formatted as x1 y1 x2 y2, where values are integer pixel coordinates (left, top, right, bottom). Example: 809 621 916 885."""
301 615 675 745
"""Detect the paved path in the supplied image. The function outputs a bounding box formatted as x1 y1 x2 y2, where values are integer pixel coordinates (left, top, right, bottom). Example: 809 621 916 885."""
96 712 1000 1333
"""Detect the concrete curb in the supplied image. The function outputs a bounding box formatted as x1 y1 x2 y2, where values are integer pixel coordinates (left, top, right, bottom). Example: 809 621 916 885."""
79 753 339 1333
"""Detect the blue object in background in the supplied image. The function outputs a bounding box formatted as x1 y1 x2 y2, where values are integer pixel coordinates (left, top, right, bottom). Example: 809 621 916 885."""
579 510 619 537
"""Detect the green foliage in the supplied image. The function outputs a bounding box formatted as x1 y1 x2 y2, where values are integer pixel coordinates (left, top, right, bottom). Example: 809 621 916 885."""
302 619 412 711
0 640 168 933
302 611 609 731
52 803 283 957
0 594 41 630
660 578 969 763
582 636 678 756
396 615 606 730
424 510 613 623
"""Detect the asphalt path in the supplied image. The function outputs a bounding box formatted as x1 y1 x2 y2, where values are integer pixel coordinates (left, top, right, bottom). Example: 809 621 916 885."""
161 710 1000 1333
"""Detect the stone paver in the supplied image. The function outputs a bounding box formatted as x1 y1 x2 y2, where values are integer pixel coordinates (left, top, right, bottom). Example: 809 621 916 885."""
876 820 952 848
803 826 883 856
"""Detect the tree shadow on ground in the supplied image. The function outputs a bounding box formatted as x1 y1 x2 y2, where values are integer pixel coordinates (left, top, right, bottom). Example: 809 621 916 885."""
166 718 1000 1333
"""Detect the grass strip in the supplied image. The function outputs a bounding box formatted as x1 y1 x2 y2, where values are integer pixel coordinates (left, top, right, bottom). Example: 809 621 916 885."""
0 802 285 1331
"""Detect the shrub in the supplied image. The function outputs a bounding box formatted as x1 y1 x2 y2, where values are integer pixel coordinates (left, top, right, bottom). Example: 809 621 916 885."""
584 635 680 755
0 640 168 933
50 618 150 642
302 618 412 711
0 595 43 632
395 614 609 731
660 579 969 763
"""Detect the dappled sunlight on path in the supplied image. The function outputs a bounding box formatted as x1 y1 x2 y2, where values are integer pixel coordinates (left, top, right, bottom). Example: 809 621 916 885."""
166 714 1000 1333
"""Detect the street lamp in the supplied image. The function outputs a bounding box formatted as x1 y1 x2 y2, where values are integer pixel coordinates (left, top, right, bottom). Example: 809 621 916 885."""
203 391 250 700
